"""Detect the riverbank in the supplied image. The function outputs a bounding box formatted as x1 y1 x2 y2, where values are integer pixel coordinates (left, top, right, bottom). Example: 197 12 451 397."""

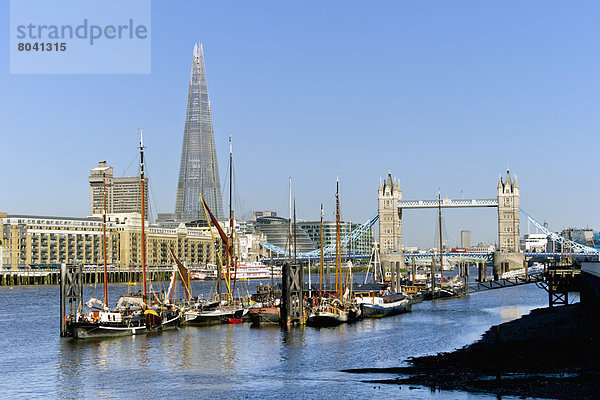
344 302 600 399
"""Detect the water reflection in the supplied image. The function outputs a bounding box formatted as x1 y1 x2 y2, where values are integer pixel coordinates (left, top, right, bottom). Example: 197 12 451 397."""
2 281 552 399
56 340 84 399
499 307 524 322
222 324 239 372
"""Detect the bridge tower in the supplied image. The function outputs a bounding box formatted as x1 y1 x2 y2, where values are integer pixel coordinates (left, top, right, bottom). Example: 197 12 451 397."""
494 168 525 275
497 169 520 252
378 171 404 284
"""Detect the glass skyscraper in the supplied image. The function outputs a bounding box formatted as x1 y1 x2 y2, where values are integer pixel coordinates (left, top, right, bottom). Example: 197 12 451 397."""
175 43 223 221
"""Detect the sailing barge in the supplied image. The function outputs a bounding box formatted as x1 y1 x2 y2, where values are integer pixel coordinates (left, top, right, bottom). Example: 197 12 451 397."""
307 179 361 327
64 128 181 339
65 297 180 339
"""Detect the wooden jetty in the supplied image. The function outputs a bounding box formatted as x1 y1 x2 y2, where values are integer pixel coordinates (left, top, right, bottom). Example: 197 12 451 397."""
0 266 174 286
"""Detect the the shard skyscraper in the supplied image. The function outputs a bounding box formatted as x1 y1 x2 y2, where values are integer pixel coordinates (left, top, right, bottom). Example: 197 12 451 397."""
175 43 224 221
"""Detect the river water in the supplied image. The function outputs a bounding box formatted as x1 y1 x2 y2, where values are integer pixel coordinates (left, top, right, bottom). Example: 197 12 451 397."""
0 270 563 399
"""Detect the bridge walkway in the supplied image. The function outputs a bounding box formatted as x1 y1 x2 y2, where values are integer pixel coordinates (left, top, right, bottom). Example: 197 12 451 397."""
468 272 544 294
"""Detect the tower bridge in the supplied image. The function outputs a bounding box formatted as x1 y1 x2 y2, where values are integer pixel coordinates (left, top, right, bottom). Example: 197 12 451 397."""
379 168 523 277
260 168 597 274
397 199 498 209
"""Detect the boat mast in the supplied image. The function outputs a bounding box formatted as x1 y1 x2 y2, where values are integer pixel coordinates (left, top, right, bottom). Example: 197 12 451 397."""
335 178 341 297
293 200 297 264
288 177 292 260
103 172 108 307
138 127 147 303
431 253 436 294
306 201 311 295
200 193 231 299
438 190 444 282
229 136 235 301
319 203 324 296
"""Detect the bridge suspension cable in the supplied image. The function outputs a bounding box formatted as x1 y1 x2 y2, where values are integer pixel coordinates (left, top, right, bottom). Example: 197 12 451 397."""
519 208 598 253
259 213 379 258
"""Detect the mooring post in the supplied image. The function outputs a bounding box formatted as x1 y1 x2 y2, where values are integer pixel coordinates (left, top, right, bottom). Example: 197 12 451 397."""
60 263 83 337
484 262 488 282
60 264 66 337
290 263 304 325
280 262 291 329
466 262 470 287
396 259 402 293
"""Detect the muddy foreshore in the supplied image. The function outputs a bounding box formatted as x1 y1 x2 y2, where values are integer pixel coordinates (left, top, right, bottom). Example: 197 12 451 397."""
344 303 600 399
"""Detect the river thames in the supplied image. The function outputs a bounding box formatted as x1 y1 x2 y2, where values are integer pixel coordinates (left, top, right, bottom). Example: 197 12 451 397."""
0 272 558 399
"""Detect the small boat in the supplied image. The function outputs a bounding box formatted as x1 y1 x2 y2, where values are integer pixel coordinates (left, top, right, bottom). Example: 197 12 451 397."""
183 300 246 325
356 293 412 318
423 286 459 300
190 265 217 280
249 283 281 326
306 298 360 327
248 304 280 326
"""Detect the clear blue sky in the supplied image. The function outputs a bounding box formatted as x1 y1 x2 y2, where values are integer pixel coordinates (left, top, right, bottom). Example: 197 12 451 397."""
1 0 599 248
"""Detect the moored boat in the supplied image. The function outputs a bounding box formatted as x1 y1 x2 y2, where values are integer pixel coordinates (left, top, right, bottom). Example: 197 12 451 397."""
183 137 249 325
190 266 217 281
306 298 360 327
65 296 180 339
223 262 281 281
307 180 361 328
184 304 246 325
64 129 181 339
248 305 280 325
356 293 412 318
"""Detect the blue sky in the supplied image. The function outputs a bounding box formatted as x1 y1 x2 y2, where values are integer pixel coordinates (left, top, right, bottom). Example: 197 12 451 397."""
1 0 599 248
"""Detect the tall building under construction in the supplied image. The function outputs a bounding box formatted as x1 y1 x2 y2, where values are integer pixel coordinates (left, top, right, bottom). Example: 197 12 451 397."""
174 43 223 221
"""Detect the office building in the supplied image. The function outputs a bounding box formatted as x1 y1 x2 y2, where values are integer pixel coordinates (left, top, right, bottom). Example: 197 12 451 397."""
522 233 548 253
460 230 471 248
254 216 315 254
89 161 148 218
174 43 223 221
298 220 373 256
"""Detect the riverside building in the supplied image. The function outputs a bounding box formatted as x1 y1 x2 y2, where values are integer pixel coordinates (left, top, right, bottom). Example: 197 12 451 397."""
298 220 373 256
0 213 221 270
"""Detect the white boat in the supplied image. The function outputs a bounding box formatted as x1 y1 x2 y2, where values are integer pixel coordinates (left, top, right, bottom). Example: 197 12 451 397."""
356 293 412 318
222 262 281 280
191 266 217 280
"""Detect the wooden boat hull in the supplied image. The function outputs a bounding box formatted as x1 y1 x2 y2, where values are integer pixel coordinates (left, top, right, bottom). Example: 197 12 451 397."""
183 308 246 325
307 307 360 327
248 307 280 325
65 310 181 339
424 287 460 300
307 310 347 327
360 300 412 318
